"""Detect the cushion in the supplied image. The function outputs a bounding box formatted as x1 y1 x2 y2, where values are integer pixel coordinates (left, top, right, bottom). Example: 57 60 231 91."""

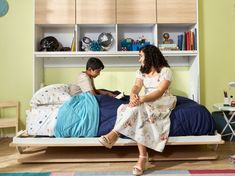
26 105 61 136
30 84 71 106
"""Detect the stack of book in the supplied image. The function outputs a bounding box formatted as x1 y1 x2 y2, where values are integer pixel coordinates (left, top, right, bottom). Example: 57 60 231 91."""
158 44 179 51
177 28 197 51
229 155 235 164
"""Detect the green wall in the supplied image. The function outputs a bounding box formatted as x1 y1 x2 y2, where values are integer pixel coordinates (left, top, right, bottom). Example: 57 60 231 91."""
199 0 235 109
0 0 235 133
0 0 33 132
44 67 189 97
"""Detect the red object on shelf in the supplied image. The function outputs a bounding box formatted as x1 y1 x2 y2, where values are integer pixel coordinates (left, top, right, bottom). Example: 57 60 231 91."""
231 100 235 107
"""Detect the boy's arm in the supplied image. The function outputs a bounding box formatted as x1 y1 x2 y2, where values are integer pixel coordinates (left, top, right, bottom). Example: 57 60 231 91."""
89 78 99 95
91 79 115 96
96 89 115 97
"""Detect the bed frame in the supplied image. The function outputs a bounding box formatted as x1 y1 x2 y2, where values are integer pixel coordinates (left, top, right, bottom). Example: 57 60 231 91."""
10 130 224 163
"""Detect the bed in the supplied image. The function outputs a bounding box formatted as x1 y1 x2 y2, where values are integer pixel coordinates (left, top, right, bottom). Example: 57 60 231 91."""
11 84 224 163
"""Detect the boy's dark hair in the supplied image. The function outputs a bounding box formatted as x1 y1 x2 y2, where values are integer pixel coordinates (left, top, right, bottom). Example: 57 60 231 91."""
86 57 104 70
139 45 170 74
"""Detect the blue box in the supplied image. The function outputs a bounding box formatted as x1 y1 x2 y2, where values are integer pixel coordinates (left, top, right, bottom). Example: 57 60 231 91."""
132 42 150 51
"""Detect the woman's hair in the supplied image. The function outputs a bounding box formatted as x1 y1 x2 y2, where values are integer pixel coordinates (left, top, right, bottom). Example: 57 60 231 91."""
139 45 170 74
86 57 104 70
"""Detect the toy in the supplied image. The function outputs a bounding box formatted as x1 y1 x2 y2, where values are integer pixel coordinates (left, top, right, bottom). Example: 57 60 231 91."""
98 32 114 51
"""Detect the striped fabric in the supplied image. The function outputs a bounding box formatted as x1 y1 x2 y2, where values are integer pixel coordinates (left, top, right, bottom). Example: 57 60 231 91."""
1 170 235 176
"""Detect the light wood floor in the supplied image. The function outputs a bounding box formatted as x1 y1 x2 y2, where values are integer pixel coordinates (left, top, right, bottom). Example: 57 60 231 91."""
0 138 234 172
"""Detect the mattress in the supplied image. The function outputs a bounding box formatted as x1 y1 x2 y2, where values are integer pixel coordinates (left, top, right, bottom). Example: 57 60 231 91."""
26 95 216 138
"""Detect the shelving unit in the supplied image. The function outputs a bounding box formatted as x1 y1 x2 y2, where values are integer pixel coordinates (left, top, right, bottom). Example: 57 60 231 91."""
33 0 199 102
35 50 197 58
78 24 117 52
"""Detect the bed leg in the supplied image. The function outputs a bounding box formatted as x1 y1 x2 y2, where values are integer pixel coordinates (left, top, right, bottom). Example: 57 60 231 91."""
213 144 219 151
16 146 47 154
16 146 27 154
207 144 219 151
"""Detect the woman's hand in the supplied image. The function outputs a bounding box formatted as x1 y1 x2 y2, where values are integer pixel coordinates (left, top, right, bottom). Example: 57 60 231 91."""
129 95 145 107
130 93 138 102
138 96 144 104
129 93 140 107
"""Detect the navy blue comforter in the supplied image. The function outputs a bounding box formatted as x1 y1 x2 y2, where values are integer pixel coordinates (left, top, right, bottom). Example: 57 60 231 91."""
169 96 215 136
96 95 215 137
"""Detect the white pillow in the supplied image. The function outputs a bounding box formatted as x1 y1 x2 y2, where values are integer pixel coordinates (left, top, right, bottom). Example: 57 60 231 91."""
26 105 61 136
30 84 71 106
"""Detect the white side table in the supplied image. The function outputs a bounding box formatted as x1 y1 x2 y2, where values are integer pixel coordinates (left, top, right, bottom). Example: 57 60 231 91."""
213 103 235 141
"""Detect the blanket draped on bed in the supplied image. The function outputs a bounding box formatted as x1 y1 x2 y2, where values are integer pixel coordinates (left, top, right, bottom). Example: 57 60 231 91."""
96 95 215 137
53 93 215 138
54 92 99 137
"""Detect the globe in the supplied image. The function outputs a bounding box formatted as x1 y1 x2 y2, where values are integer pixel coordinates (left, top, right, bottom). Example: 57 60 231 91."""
98 32 114 51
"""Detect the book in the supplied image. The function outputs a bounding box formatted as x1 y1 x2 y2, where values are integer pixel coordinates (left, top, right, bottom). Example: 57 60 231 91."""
190 31 194 50
177 34 183 50
115 92 125 99
194 28 197 50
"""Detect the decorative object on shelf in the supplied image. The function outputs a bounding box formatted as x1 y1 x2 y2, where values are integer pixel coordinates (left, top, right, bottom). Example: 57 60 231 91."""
120 38 134 51
71 37 76 52
132 35 150 51
80 37 92 51
80 33 114 52
158 43 179 51
98 32 114 51
162 33 173 44
120 36 150 51
39 36 62 51
89 40 102 51
159 33 178 51
0 0 9 17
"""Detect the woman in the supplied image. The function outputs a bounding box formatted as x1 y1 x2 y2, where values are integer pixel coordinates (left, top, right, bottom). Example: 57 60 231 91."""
98 45 176 175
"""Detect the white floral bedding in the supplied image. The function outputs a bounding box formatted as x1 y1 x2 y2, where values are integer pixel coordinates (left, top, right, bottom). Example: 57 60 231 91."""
26 105 61 136
26 84 73 136
30 84 71 107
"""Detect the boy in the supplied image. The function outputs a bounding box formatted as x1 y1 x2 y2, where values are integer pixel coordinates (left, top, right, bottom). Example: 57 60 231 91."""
71 57 115 96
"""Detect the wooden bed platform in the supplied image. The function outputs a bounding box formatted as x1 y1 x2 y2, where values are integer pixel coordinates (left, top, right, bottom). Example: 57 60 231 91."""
10 130 225 163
